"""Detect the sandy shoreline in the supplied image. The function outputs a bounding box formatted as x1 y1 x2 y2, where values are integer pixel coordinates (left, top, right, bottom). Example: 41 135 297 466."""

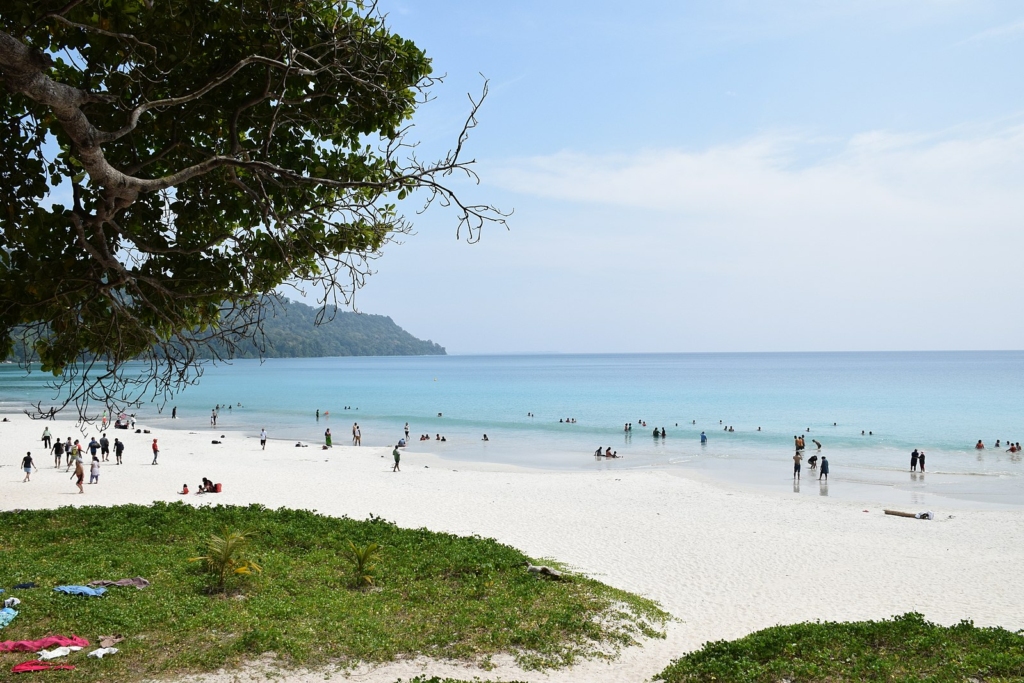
3 413 1023 682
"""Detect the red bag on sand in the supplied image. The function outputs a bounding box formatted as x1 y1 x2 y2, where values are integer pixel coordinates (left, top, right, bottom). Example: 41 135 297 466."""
12 660 76 673
214 483 222 493
0 636 89 652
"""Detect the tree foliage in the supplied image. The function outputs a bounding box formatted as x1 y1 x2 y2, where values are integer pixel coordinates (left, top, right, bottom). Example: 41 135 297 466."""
0 0 503 418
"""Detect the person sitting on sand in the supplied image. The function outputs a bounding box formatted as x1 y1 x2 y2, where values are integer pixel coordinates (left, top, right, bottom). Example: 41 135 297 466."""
976 440 985 449
197 478 216 493
179 483 189 495
397 438 406 447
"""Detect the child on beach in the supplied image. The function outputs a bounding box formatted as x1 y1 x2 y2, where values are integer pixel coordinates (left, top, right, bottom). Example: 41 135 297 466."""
151 438 159 465
89 456 101 484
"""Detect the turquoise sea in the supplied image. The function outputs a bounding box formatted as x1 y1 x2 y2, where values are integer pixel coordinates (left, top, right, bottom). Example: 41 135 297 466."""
2 352 1023 507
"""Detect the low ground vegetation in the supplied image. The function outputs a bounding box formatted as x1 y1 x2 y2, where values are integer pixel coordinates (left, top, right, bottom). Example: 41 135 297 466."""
655 612 1024 682
0 503 665 681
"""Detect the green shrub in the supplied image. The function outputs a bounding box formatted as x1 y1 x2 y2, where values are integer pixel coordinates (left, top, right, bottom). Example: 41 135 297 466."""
341 540 381 588
189 526 263 591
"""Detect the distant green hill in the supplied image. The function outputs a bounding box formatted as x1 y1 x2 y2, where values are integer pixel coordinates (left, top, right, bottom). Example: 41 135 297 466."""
5 299 445 362
228 299 446 358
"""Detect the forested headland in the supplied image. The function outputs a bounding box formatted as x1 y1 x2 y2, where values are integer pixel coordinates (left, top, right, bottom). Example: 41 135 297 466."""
5 298 445 362
225 298 446 358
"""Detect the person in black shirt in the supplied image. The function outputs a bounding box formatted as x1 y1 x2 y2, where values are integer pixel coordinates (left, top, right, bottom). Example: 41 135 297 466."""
22 452 37 482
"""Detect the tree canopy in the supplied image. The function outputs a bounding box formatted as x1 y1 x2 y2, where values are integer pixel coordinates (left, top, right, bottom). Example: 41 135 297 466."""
0 0 501 417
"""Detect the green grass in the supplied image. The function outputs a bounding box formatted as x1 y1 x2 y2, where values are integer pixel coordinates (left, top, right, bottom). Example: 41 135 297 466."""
0 503 666 681
655 612 1024 682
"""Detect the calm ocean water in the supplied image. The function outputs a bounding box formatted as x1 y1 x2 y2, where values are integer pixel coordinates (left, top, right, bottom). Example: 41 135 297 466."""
2 352 1023 507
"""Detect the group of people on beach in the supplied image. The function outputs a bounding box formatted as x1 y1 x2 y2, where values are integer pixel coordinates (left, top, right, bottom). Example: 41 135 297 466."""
910 449 926 472
793 451 829 480
594 447 620 458
20 426 133 493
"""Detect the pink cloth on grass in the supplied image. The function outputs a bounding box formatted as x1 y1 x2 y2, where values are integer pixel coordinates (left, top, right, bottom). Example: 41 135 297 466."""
0 636 89 652
12 659 76 673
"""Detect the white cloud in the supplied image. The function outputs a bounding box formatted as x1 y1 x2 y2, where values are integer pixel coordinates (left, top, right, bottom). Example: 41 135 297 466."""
959 18 1024 44
487 124 1024 233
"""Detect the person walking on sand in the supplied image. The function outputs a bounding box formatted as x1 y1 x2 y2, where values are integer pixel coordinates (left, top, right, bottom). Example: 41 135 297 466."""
42 427 52 450
260 428 268 450
89 456 101 484
71 456 84 493
65 437 74 468
100 433 110 462
114 438 124 465
151 438 159 465
793 451 802 480
21 452 37 482
325 428 332 448
52 438 64 468
392 445 401 472
819 456 829 481
66 439 81 471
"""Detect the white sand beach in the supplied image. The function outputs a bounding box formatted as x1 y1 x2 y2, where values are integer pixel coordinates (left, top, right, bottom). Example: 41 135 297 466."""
2 413 1023 682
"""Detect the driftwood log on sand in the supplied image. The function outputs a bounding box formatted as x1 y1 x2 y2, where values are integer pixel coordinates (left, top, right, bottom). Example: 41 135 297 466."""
884 509 934 520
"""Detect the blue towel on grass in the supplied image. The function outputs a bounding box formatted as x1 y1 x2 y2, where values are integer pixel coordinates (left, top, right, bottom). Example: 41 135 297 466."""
54 585 107 597
0 607 17 629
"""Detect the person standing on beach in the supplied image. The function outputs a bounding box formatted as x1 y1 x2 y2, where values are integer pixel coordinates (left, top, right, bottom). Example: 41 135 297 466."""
89 456 101 484
151 438 160 465
819 456 829 481
41 427 51 450
404 422 410 439
700 431 707 444
316 409 320 421
114 438 124 465
52 438 64 468
910 449 919 472
392 445 401 472
325 428 333 448
100 433 110 462
66 439 81 471
354 424 361 446
71 456 84 493
65 437 74 468
21 452 37 482
918 451 925 472
172 406 177 419
793 451 802 480
260 428 268 450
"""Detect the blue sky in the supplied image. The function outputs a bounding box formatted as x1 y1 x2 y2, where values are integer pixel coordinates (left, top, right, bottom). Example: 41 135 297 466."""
327 1 1024 353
